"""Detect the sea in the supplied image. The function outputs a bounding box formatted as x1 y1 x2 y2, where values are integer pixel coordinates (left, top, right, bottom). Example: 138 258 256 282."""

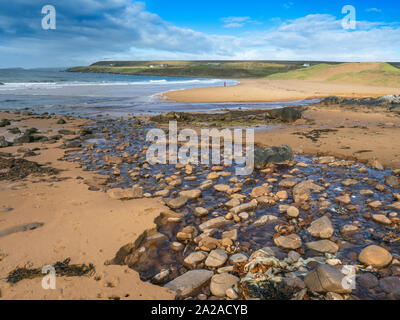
0 68 318 117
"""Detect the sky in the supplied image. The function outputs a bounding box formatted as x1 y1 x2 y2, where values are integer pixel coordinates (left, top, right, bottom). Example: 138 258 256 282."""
0 0 400 68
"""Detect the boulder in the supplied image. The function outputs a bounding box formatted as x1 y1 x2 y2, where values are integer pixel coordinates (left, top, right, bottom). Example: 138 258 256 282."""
304 264 352 294
254 145 294 169
265 107 302 123
164 270 213 299
307 216 334 239
358 245 392 268
306 240 339 254
210 273 240 297
274 234 302 250
205 249 228 268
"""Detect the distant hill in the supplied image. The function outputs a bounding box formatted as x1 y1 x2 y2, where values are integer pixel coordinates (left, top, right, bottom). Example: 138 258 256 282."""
268 62 400 86
66 60 339 79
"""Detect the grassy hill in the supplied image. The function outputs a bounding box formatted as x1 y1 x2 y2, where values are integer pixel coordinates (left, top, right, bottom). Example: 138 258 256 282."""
67 60 333 79
267 62 400 86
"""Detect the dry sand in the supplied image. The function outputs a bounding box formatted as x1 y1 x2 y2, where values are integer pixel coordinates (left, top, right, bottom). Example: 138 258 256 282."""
0 112 174 300
164 79 400 103
254 104 400 170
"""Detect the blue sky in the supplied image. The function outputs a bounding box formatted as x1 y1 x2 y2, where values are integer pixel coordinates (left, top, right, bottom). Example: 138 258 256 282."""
0 0 399 67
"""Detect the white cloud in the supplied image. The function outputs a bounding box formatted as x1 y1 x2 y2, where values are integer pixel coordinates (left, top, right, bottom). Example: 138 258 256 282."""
366 8 382 13
0 1 400 67
221 16 252 28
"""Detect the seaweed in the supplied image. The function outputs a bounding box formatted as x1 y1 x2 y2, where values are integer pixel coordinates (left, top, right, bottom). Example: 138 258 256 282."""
7 258 95 284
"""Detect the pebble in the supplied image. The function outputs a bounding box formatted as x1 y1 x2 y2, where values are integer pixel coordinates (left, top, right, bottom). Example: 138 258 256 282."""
164 270 214 299
306 240 339 254
184 251 208 269
229 253 248 265
372 214 392 226
274 234 302 250
205 250 228 268
287 206 300 218
210 273 239 297
307 216 334 239
194 207 209 217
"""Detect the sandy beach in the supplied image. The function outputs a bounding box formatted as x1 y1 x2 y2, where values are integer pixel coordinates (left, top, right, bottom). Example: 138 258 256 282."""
164 79 400 103
0 112 174 300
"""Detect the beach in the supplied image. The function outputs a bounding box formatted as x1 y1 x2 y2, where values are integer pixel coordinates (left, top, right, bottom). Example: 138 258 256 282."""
164 79 400 103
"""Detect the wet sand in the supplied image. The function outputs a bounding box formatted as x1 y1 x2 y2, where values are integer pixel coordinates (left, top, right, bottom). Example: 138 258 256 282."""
164 79 400 103
0 112 174 300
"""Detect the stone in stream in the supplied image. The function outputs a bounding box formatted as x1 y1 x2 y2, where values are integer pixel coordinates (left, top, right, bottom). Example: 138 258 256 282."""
341 179 358 187
372 214 392 226
229 253 248 265
368 201 382 209
307 216 334 239
389 202 400 212
340 224 359 234
199 217 233 232
287 206 299 218
230 200 258 215
222 229 238 241
180 189 201 200
184 251 208 269
358 245 392 268
335 195 351 205
279 178 298 189
214 184 230 193
225 198 240 209
164 270 214 299
274 234 302 250
379 277 400 297
154 189 170 198
165 197 188 210
250 186 270 198
210 273 240 297
194 207 209 217
304 264 352 294
316 156 335 164
170 242 184 252
385 176 400 188
306 240 339 254
253 215 279 227
205 249 228 268
254 145 294 169
152 269 170 284
293 180 324 203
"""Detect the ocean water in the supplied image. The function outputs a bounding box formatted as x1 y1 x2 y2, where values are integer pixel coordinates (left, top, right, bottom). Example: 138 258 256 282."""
0 68 317 117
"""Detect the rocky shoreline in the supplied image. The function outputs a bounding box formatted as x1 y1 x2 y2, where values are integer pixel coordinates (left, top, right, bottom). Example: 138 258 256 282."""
1 105 400 300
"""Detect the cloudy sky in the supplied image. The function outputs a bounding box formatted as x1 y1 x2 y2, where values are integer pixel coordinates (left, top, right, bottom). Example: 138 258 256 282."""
1 0 399 68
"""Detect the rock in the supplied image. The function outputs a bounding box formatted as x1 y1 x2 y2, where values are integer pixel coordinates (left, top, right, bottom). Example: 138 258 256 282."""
214 184 230 193
170 242 184 252
154 189 170 198
357 273 379 289
253 215 279 227
293 180 324 203
368 201 382 209
326 292 344 300
180 189 201 200
274 234 302 250
230 200 258 215
340 224 359 234
358 245 392 268
372 214 392 226
194 207 209 217
385 176 400 188
199 236 220 251
304 264 352 294
107 188 140 200
341 179 358 187
307 216 334 239
254 145 294 169
279 178 298 188
276 190 288 200
265 107 302 123
226 288 239 300
0 136 10 148
287 206 300 218
360 189 374 196
225 198 240 208
229 253 248 265
335 195 351 205
130 185 144 198
165 197 188 209
389 202 400 212
379 277 400 296
306 240 339 254
372 160 384 171
199 217 233 232
205 249 228 268
152 269 170 284
250 186 270 198
184 251 208 269
222 229 238 241
0 119 10 127
239 212 249 221
317 156 335 164
210 273 240 297
164 270 213 299
288 251 301 262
